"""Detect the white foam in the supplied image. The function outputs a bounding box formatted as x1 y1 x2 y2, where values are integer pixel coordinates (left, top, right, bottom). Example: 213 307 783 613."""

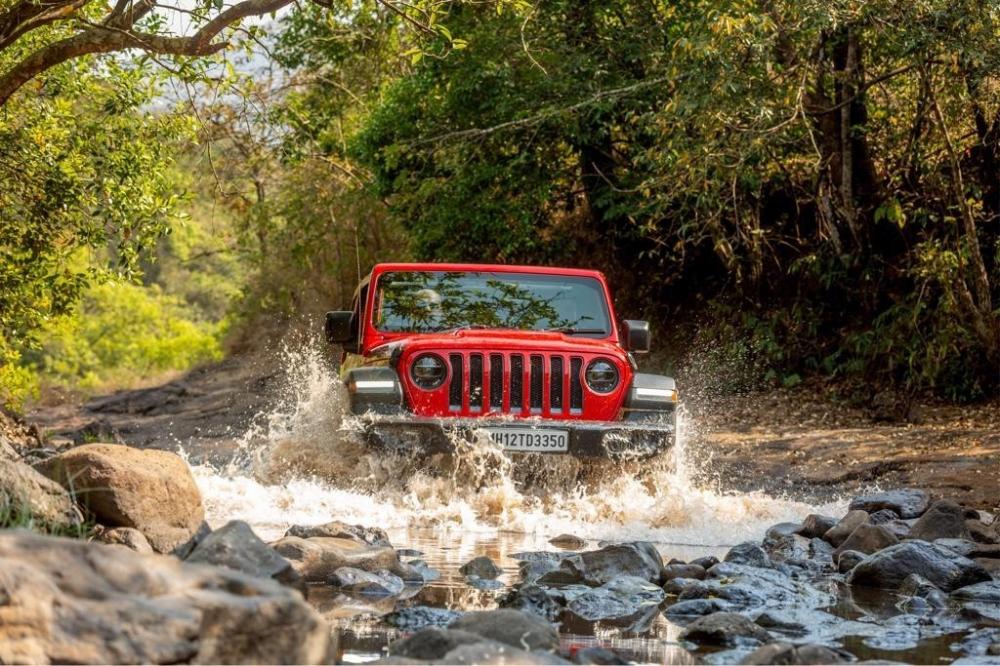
191 340 843 547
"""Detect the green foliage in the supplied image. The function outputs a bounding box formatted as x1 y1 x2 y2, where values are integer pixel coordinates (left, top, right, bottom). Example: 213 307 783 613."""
24 281 223 390
0 54 192 408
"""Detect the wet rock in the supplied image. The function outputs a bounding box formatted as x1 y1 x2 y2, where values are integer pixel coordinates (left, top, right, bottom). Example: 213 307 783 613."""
388 628 485 660
549 534 587 550
808 538 835 562
449 609 560 652
869 509 901 524
0 444 79 529
520 558 562 584
724 542 771 568
36 443 204 554
691 555 720 569
834 523 899 556
566 575 665 621
186 519 302 590
271 535 413 583
285 520 391 547
537 542 662 586
663 563 706 581
679 611 771 647
664 598 735 619
460 555 503 579
764 533 811 563
837 550 865 573
909 500 972 541
765 522 802 540
753 611 807 635
952 580 1000 602
936 538 980 557
967 519 999 544
882 520 912 540
951 628 1000 658
824 510 869 547
466 576 504 590
0 530 327 664
571 646 630 665
898 573 948 608
849 488 930 519
798 514 837 539
95 526 152 553
329 566 405 597
662 577 704 596
386 606 464 630
407 558 441 582
847 540 992 591
742 642 853 664
498 584 562 621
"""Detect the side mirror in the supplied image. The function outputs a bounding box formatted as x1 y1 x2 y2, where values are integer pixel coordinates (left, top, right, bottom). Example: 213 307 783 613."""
324 311 353 344
622 320 651 353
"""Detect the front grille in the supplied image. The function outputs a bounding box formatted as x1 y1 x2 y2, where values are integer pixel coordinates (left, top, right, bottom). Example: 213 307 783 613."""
445 352 584 416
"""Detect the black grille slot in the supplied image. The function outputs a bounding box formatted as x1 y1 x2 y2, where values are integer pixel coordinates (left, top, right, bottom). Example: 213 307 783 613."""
570 356 583 412
550 356 564 412
510 354 523 412
529 355 543 412
448 354 463 411
489 354 503 410
469 354 483 411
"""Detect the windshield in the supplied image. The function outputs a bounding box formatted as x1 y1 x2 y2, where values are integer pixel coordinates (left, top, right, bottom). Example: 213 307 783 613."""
373 271 612 337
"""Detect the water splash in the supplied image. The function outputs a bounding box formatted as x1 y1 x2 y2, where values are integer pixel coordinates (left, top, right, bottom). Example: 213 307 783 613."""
190 339 842 545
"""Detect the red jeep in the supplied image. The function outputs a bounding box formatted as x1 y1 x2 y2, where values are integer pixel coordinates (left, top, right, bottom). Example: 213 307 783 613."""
325 263 677 457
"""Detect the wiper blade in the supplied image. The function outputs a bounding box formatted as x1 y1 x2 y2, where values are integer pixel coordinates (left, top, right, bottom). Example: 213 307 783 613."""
544 326 607 334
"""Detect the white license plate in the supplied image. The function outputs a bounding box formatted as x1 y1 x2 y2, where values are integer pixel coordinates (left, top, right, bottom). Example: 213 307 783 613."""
484 427 569 453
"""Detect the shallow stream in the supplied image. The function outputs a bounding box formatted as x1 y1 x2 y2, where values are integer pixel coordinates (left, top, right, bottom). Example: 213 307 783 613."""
181 347 995 664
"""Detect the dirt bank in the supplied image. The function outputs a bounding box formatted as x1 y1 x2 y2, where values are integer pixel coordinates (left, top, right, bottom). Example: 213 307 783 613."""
26 357 1000 510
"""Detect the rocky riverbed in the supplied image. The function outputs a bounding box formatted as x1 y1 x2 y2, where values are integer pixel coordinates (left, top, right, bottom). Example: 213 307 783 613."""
4 350 1000 664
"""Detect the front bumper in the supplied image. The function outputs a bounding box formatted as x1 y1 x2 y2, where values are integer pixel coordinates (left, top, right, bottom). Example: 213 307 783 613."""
355 415 675 458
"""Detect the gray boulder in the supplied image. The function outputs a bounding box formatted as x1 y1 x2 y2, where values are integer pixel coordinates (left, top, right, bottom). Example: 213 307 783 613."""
328 566 404 596
833 523 899 556
725 542 771 567
847 540 992 591
566 575 665 621
186 519 302 589
837 549 866 574
386 606 463 630
498 584 562 621
460 555 503 579
285 520 391 547
679 611 771 647
742 642 853 664
449 609 560 652
662 563 706 581
823 510 869 547
537 542 662 586
691 555 720 569
0 530 327 664
389 628 485 660
848 488 930 519
664 598 734 618
952 580 1000 602
909 500 973 541
798 514 837 539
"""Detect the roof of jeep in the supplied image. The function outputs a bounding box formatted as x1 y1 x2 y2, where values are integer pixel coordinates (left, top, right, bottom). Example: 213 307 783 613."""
370 263 607 279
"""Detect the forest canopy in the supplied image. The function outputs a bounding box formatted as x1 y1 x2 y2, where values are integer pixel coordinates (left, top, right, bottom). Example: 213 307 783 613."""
1 0 998 407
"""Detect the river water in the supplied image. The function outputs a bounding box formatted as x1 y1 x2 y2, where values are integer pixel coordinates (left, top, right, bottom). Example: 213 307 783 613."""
182 346 992 663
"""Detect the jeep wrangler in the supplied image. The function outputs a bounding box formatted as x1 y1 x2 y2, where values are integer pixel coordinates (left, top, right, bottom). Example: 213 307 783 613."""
325 263 677 457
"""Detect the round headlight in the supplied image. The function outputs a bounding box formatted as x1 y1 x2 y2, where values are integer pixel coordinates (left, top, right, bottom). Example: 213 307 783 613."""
585 358 619 393
410 354 446 389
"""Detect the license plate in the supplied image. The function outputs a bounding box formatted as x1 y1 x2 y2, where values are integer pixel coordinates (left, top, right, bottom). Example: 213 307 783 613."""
484 427 569 453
